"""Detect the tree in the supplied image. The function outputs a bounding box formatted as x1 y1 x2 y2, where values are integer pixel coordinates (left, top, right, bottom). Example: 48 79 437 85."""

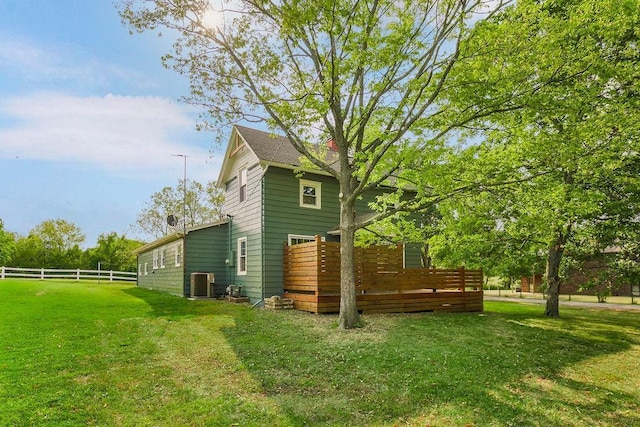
121 0 546 328
11 219 85 268
0 219 16 266
134 179 225 240
439 0 640 316
84 233 145 272
428 185 546 283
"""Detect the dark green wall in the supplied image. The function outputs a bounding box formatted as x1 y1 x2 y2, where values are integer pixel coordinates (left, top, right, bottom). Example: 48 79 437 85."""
137 223 229 297
263 168 341 297
184 224 229 296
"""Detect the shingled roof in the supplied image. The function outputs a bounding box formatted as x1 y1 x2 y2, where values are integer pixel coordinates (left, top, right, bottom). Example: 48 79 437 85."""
234 125 306 167
235 125 339 171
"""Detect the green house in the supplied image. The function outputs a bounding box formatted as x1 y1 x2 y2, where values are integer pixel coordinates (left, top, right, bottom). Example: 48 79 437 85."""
135 125 422 302
134 220 229 297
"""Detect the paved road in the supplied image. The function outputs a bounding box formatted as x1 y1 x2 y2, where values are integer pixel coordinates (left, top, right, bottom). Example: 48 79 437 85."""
484 296 640 312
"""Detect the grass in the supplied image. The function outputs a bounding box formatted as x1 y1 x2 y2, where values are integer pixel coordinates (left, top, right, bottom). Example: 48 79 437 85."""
484 289 639 305
1 279 639 426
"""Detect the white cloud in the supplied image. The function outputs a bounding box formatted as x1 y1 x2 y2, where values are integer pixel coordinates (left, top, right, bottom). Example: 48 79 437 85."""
0 92 220 182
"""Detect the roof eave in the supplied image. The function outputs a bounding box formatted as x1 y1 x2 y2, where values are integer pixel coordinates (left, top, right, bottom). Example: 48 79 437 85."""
263 161 335 177
133 233 183 255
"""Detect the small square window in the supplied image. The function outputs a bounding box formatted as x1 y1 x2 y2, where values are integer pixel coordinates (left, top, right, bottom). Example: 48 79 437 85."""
299 179 321 209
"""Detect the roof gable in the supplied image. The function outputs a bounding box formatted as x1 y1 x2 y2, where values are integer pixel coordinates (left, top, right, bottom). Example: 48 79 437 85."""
217 125 338 187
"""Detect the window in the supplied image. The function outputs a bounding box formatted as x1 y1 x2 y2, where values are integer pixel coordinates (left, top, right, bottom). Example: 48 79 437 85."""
144 263 148 275
152 250 159 269
239 167 247 202
288 234 316 245
299 179 321 209
175 243 183 267
160 247 166 268
237 237 247 275
138 264 142 276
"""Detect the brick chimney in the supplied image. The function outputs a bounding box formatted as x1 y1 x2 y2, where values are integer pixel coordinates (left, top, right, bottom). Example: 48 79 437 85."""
327 138 339 151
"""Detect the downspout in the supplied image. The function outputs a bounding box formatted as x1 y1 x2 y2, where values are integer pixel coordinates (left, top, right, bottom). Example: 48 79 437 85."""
227 214 234 288
183 231 187 297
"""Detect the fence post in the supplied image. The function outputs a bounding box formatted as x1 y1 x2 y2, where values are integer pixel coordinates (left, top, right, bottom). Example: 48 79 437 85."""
77 269 80 281
110 270 113 282
41 268 44 280
459 267 466 293
1 266 4 279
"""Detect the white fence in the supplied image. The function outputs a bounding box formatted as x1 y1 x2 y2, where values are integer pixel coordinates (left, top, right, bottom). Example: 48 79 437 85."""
0 266 137 282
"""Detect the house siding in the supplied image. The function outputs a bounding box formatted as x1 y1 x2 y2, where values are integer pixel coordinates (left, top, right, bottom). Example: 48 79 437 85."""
263 167 342 297
137 239 184 296
223 149 263 302
184 224 229 296
263 167 424 296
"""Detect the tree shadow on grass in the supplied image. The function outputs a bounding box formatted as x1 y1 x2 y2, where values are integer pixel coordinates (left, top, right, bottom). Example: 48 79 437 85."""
118 288 639 425
121 286 249 319
220 302 640 426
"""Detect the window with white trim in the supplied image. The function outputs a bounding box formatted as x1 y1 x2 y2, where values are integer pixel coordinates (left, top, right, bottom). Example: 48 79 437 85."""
138 264 142 276
152 250 159 269
160 247 166 268
175 243 183 267
239 167 247 202
299 179 321 209
237 237 247 275
144 263 148 275
288 234 316 245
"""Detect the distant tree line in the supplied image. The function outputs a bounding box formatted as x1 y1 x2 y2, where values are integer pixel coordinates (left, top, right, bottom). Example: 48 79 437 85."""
0 218 143 272
0 179 226 272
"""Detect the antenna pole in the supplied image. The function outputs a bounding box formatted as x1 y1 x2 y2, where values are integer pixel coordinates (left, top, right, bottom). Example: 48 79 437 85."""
171 154 188 233
172 154 189 296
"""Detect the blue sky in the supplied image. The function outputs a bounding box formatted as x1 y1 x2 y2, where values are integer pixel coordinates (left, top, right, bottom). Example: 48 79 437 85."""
0 0 228 246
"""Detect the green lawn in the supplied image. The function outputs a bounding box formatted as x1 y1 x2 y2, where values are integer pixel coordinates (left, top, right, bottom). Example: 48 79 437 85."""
1 280 639 426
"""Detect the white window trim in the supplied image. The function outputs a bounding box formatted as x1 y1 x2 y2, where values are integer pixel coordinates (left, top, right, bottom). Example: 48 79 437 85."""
160 247 166 269
138 264 142 276
239 166 247 202
144 263 148 275
175 242 183 267
152 249 159 269
299 179 321 209
237 237 247 276
287 234 318 245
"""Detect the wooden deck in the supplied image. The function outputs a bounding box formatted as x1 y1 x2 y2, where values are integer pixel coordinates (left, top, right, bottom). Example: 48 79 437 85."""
283 237 483 314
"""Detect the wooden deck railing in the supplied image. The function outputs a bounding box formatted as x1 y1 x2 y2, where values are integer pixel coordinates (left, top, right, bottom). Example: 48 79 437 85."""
283 236 483 314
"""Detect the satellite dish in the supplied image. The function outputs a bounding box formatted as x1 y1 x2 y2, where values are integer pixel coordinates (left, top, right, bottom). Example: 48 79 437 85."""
167 215 179 226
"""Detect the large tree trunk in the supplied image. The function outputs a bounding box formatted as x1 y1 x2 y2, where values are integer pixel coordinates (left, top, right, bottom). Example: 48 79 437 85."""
544 232 566 317
338 193 361 329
